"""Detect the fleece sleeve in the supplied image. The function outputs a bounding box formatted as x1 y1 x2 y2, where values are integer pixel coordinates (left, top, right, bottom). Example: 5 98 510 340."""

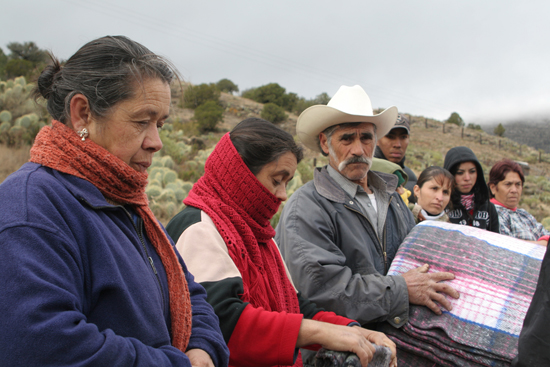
173 242 229 367
0 224 193 367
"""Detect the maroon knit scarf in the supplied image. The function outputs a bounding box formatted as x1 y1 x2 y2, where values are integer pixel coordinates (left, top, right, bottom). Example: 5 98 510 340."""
29 121 192 352
184 133 300 314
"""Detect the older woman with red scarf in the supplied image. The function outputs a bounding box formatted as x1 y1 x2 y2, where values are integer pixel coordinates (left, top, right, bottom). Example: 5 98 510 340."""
167 118 396 367
0 36 228 367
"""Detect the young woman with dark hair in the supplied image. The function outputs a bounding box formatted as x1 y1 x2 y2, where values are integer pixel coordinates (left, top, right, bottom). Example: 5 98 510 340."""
167 117 396 367
411 166 454 223
489 159 549 245
443 146 499 232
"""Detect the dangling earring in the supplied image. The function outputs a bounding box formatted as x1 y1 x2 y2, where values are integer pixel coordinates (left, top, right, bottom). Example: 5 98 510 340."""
78 128 89 141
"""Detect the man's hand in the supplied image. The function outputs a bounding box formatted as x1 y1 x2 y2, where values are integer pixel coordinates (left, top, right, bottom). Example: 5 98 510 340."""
402 263 460 315
185 349 214 367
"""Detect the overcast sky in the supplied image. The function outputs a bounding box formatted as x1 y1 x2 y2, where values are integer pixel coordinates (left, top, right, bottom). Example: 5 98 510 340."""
3 0 549 124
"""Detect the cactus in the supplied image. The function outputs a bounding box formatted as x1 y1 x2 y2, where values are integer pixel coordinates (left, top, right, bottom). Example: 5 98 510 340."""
14 76 26 87
0 121 10 133
158 188 176 202
162 170 177 186
173 188 186 202
164 202 177 218
150 157 164 168
148 178 162 187
160 155 175 169
17 115 32 129
0 110 11 123
150 202 163 219
146 185 162 199
181 182 193 193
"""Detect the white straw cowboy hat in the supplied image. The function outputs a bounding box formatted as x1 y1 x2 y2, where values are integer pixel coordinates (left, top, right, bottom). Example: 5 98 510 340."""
296 85 398 152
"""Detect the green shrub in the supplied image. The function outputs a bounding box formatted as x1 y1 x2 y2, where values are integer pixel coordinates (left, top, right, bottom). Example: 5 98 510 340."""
446 112 464 126
494 123 506 137
261 103 286 124
194 101 224 133
5 59 34 79
183 83 220 109
297 159 314 184
216 78 239 94
467 123 482 130
243 83 297 112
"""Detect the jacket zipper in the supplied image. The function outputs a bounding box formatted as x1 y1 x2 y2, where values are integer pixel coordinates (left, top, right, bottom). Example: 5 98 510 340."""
344 205 386 270
78 199 166 311
121 207 167 312
345 195 393 274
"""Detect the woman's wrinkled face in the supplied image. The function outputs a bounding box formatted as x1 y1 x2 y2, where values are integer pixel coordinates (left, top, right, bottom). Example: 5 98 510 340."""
255 151 297 202
86 78 170 173
454 161 477 194
491 171 523 208
414 176 452 215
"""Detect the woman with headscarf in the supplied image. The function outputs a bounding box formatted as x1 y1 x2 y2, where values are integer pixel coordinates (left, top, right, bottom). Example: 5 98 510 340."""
167 118 397 367
0 36 228 367
488 158 549 245
443 146 499 232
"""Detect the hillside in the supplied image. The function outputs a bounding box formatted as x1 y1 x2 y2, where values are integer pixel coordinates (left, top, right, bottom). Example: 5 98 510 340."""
3 86 550 227
483 119 550 153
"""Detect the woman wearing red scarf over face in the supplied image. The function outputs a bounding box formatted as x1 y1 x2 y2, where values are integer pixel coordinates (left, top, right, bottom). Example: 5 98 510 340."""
166 118 396 367
0 36 228 367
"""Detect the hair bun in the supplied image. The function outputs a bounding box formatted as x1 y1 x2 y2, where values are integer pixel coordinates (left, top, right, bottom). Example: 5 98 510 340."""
36 58 61 99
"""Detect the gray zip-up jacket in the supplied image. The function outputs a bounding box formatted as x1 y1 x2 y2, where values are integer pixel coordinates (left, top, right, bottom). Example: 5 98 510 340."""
275 166 415 328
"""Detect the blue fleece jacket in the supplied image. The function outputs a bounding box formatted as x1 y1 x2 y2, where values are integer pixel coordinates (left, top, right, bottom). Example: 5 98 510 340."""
0 162 229 367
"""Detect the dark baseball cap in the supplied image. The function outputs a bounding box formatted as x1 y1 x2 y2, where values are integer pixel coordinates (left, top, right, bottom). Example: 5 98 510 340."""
391 114 410 134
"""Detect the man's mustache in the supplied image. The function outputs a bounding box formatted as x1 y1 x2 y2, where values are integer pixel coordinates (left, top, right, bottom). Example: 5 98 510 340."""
338 156 372 172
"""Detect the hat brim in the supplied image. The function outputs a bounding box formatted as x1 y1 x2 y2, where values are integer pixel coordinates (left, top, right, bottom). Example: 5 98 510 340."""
296 105 399 152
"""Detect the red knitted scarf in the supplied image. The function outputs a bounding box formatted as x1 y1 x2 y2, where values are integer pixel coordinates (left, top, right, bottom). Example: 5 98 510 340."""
184 133 300 314
29 121 192 352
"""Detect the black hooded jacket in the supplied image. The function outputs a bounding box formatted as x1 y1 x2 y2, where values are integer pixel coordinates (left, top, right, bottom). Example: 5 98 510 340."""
443 146 499 233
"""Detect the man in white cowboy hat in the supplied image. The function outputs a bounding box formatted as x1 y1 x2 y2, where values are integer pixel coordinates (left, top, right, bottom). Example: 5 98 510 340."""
275 85 459 332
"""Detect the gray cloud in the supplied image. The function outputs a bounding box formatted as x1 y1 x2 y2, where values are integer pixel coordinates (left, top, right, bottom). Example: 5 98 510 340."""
3 0 549 123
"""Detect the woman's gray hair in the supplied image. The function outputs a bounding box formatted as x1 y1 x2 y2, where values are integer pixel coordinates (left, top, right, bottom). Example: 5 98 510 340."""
33 35 179 124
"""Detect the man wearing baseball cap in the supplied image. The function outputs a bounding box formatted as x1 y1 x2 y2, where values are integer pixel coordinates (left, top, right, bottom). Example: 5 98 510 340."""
374 114 418 199
275 85 459 342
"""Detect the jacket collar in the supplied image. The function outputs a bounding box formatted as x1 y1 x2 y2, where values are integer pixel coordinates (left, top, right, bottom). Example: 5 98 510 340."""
374 146 406 169
313 165 397 203
51 168 113 208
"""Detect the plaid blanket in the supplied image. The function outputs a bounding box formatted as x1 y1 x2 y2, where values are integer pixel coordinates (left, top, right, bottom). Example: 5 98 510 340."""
378 221 545 367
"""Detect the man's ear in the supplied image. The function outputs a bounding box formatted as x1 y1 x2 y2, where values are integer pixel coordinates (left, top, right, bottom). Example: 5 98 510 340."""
69 93 92 132
319 133 330 155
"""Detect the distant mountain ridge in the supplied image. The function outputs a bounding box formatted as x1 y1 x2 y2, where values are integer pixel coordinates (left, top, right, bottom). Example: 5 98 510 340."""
484 119 550 153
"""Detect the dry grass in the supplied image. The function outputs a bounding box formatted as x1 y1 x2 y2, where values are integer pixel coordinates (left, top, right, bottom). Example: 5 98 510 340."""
0 144 31 184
